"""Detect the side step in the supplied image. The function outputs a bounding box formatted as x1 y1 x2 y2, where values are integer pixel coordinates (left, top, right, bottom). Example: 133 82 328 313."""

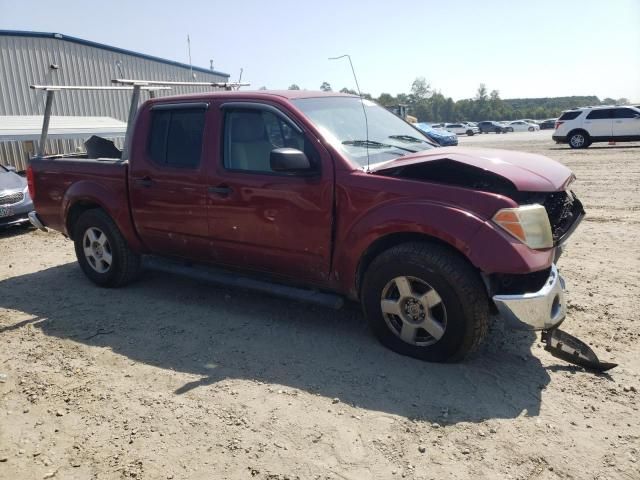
143 256 344 310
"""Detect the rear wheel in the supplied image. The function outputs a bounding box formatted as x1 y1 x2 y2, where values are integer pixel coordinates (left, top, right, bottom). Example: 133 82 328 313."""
73 209 141 287
361 242 489 362
568 131 590 149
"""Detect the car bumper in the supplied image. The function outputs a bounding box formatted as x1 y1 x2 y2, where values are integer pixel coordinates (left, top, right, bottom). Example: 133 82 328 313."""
0 196 34 228
552 135 567 143
28 211 46 231
493 264 566 330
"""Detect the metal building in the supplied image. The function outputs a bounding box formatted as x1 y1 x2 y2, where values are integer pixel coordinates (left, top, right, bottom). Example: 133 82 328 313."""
0 30 230 170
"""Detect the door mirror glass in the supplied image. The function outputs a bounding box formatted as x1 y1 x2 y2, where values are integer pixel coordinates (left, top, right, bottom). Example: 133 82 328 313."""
270 148 311 173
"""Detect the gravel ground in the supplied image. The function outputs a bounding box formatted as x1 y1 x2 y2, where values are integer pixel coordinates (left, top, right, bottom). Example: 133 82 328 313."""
1 131 639 479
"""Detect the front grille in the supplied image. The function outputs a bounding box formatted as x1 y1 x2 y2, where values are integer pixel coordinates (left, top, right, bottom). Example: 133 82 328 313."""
0 191 24 206
543 190 584 243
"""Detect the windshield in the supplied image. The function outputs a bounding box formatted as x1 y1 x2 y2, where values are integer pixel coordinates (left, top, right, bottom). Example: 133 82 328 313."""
292 96 435 169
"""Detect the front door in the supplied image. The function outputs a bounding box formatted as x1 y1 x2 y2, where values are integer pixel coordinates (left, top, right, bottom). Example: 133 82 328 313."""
129 103 211 259
205 102 333 285
612 107 640 138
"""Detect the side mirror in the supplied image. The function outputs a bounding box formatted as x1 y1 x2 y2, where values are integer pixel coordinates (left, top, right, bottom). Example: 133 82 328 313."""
270 148 312 173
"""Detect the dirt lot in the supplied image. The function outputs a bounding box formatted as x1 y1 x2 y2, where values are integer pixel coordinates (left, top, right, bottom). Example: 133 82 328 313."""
1 132 639 480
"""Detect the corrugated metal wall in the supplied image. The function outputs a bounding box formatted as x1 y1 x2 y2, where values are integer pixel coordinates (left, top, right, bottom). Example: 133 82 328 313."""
0 34 230 170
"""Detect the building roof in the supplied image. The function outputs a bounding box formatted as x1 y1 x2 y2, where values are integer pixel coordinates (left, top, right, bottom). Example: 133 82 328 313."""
0 115 126 141
0 30 230 78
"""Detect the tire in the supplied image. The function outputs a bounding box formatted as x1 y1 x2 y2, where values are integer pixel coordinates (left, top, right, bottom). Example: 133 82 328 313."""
495 128 501 134
361 242 489 362
466 130 474 136
507 127 514 132
528 126 535 132
73 209 141 287
568 131 590 149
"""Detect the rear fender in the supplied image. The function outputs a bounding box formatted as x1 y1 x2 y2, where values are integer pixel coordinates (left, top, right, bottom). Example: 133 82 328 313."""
63 180 146 252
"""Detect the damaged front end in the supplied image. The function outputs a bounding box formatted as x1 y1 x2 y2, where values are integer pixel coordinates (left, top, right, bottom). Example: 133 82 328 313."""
372 155 616 372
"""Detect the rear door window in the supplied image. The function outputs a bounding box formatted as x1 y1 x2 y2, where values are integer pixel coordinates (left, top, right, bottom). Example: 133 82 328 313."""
586 109 612 120
148 106 206 168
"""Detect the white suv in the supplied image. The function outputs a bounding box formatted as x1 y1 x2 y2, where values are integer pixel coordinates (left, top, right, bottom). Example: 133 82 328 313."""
444 123 480 136
553 105 640 148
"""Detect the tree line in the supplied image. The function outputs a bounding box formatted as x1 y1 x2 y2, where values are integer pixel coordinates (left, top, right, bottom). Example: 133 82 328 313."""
278 78 630 122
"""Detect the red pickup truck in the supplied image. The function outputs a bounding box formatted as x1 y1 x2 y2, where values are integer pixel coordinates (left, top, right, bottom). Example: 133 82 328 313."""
28 90 588 364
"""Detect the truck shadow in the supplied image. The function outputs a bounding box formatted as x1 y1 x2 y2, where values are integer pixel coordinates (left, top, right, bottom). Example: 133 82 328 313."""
1 262 552 424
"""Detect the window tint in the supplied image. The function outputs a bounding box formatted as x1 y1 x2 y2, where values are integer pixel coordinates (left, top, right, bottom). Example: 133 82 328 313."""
614 108 638 119
148 108 205 168
558 111 581 121
586 109 612 120
223 108 313 173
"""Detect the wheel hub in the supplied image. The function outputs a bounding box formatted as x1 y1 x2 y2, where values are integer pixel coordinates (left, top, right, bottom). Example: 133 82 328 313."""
404 298 425 323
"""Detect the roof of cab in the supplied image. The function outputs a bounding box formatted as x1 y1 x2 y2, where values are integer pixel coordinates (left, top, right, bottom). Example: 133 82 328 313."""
146 89 360 104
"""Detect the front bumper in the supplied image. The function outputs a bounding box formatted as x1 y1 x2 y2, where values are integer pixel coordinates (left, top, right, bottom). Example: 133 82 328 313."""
493 264 566 330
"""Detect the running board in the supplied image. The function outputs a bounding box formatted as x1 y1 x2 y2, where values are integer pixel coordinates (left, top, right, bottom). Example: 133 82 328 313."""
143 257 344 310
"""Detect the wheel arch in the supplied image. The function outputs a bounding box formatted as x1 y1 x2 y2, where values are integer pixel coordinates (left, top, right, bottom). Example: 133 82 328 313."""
355 232 480 301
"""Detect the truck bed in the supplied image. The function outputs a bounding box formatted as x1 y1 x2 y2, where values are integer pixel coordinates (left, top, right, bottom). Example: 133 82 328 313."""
29 156 130 237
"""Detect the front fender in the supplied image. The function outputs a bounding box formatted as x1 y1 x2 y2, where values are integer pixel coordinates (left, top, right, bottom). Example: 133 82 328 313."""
334 200 487 296
334 199 556 298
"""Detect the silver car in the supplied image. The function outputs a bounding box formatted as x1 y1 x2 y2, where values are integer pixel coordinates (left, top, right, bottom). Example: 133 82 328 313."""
0 164 34 228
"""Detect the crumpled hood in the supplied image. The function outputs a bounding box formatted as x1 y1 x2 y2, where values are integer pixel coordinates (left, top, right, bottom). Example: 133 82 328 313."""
0 170 27 192
369 147 574 192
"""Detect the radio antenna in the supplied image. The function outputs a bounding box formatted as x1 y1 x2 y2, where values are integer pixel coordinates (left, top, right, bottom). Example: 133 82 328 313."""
329 54 370 171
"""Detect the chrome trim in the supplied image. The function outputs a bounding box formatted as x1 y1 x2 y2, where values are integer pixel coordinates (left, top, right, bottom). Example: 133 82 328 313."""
493 264 566 330
28 211 46 231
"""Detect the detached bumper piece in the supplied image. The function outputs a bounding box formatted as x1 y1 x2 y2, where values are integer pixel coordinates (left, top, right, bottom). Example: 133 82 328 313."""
541 328 617 372
493 264 566 330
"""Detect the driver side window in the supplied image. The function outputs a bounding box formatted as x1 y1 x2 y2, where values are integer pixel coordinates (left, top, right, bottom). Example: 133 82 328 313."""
223 108 310 173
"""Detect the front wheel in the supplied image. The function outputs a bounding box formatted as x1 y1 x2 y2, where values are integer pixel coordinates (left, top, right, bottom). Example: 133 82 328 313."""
466 130 474 136
528 126 535 132
361 242 489 362
73 209 141 287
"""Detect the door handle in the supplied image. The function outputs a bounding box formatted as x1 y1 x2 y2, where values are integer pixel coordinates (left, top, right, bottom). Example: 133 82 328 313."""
134 176 153 188
208 185 233 196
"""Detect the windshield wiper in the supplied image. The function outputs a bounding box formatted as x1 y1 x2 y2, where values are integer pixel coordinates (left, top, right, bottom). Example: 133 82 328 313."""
342 139 416 153
388 134 430 144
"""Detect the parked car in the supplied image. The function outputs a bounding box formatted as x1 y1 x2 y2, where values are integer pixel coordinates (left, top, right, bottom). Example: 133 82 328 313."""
508 120 540 132
430 123 445 129
414 123 459 146
444 123 479 136
553 105 640 148
0 164 34 228
539 119 557 130
477 121 508 134
29 90 588 364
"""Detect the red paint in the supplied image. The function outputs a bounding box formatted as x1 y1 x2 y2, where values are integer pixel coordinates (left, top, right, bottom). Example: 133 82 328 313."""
30 91 573 299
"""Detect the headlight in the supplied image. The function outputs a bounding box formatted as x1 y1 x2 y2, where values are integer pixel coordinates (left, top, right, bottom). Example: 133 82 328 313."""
492 204 553 249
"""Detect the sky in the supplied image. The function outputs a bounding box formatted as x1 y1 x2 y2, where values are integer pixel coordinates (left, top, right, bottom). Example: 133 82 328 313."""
1 0 639 101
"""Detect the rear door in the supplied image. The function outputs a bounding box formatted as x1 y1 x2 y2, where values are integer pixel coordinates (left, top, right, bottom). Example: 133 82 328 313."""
584 108 613 138
205 101 334 284
129 102 211 259
612 107 640 138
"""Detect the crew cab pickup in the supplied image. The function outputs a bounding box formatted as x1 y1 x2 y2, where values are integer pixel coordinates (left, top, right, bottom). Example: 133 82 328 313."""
28 90 587 363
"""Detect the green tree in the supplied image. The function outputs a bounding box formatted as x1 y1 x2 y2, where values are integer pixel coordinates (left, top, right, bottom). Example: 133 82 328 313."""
258 86 267 90
340 87 358 95
288 84 300 90
320 81 332 92
410 77 431 103
377 93 396 106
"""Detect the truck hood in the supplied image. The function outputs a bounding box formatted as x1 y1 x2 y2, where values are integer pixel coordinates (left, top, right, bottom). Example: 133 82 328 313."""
368 147 574 192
